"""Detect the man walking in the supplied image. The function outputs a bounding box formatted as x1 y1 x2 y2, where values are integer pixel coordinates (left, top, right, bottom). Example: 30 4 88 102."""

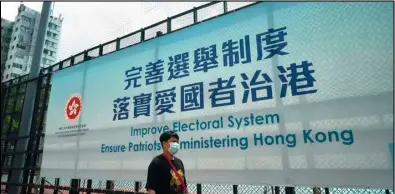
146 131 188 194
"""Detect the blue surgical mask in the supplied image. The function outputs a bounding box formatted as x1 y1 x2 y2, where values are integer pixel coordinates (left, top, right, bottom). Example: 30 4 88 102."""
169 142 180 155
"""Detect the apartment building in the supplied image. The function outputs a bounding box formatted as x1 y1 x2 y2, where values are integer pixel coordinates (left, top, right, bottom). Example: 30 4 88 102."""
1 3 63 82
1 18 14 80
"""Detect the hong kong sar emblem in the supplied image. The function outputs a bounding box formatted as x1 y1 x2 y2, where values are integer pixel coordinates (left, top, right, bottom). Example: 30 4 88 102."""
65 94 82 121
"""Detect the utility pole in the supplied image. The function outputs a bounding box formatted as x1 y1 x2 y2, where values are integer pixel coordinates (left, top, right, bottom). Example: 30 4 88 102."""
8 2 52 194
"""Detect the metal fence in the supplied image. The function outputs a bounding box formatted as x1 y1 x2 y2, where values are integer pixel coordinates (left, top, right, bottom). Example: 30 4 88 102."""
0 2 393 194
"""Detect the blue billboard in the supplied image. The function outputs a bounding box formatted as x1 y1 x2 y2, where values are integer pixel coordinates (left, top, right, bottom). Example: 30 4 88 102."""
41 2 393 189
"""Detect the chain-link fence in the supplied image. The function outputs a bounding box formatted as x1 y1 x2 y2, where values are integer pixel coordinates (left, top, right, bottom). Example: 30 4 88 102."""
1 2 393 194
1 176 394 194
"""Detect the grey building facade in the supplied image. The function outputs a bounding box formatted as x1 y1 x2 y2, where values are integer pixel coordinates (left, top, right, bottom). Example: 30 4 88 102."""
1 18 14 80
1 3 63 82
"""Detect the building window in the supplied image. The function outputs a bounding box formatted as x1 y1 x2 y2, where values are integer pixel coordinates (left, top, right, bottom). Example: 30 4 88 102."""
22 15 31 23
48 51 56 57
11 73 19 78
8 65 10 69
43 49 49 54
50 23 59 31
6 74 9 79
47 31 51 37
12 46 15 50
12 63 23 69
13 36 16 40
15 53 24 59
9 55 12 59
18 34 24 41
16 44 26 50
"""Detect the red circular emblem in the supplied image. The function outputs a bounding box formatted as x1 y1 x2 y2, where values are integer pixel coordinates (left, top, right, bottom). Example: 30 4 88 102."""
65 94 82 120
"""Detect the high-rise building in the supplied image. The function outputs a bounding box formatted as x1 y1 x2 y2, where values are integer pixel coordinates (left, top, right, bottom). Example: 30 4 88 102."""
1 18 14 79
1 3 63 82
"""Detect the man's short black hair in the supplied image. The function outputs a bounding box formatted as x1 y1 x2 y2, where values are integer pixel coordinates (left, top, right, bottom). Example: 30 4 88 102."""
160 131 179 147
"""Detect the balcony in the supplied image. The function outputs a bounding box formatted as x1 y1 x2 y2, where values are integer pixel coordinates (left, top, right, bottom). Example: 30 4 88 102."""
48 25 61 33
20 20 31 28
46 35 59 42
44 43 57 51
16 43 28 51
15 48 29 56
43 53 56 60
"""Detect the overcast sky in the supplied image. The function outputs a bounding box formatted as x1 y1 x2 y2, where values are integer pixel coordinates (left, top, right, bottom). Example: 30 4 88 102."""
1 2 211 62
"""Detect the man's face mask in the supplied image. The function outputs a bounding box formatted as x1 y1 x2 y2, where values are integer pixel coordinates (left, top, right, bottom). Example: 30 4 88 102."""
168 142 180 155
